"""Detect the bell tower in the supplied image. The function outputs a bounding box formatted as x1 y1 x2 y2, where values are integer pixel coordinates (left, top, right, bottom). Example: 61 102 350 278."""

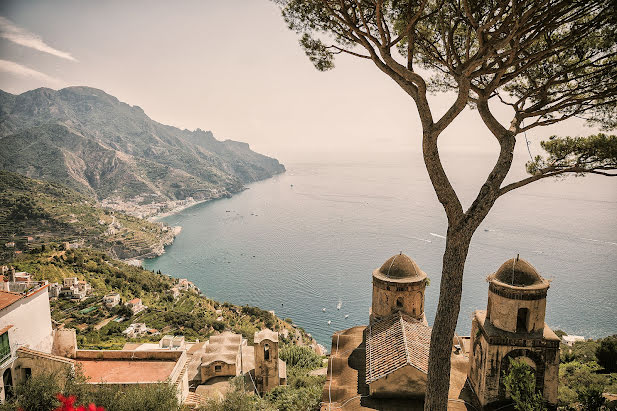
254 329 284 393
370 253 428 324
469 257 560 408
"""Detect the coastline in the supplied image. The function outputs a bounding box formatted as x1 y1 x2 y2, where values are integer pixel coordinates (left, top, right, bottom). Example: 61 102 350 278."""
148 198 212 221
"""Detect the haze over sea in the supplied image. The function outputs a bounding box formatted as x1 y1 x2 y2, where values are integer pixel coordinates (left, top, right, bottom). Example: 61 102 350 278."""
144 150 617 348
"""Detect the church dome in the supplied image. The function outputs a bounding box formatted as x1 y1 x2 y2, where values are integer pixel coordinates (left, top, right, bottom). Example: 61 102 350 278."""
375 253 427 282
491 257 545 287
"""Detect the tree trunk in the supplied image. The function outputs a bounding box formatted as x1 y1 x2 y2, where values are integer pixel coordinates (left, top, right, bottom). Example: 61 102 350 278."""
424 228 472 410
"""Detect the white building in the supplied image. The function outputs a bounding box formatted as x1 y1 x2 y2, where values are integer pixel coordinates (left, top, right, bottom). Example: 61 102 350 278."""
562 335 586 346
126 298 146 315
103 293 121 308
58 278 91 301
122 323 157 338
0 285 54 402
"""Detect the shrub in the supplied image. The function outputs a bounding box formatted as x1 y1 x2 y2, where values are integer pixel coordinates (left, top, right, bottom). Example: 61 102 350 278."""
577 385 606 411
279 344 322 370
502 358 547 411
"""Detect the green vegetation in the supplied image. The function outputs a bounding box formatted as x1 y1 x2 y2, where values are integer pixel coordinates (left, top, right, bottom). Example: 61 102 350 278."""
503 358 547 411
9 247 312 350
280 344 323 369
558 334 617 410
0 369 182 411
0 170 174 260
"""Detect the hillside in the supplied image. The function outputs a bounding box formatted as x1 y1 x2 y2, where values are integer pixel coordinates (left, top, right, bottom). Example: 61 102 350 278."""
9 247 318 351
0 87 285 208
0 170 177 260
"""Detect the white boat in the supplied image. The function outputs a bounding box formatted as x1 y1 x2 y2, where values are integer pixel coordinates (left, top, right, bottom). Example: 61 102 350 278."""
336 301 342 310
344 314 349 319
322 308 326 312
327 320 332 325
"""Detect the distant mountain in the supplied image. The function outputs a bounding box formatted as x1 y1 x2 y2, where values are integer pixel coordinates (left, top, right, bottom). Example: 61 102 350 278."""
0 87 285 203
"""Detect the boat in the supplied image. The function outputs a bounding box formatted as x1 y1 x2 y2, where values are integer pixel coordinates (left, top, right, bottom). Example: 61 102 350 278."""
327 320 332 325
336 301 342 310
344 314 349 319
322 308 326 312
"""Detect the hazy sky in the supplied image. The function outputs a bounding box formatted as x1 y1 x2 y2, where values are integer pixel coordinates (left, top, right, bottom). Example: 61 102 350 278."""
0 0 601 164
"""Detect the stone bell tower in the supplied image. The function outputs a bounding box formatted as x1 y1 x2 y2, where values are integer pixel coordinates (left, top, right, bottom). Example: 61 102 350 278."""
370 253 428 324
254 329 285 393
468 256 560 409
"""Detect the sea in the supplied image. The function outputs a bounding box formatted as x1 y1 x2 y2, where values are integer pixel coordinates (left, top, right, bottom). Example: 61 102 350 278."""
143 150 617 348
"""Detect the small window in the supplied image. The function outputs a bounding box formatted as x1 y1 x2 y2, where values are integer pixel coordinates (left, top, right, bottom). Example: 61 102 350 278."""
264 343 270 361
396 297 403 308
23 368 31 380
517 308 529 332
214 365 222 372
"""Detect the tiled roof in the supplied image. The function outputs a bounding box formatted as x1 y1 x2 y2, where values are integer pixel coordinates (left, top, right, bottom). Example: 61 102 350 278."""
365 312 431 384
0 291 22 310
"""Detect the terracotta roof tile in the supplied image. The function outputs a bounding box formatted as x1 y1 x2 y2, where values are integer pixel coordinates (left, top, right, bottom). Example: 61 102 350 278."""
0 291 22 310
366 312 431 384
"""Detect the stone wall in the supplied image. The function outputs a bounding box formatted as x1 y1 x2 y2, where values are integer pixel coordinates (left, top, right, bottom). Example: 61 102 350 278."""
368 365 426 398
200 360 237 383
371 277 425 322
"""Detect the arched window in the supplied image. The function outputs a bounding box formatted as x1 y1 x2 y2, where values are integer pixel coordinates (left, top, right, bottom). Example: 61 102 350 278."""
3 368 13 401
517 308 529 332
396 297 403 308
264 343 270 361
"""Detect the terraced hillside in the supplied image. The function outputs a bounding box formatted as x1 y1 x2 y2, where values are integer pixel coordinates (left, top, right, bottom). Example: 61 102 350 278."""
0 170 176 260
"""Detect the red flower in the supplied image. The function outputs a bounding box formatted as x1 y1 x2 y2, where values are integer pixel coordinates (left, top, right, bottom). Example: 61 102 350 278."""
54 393 104 411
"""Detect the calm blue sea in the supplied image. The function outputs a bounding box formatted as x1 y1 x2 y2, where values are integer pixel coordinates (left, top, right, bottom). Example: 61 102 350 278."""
143 151 617 348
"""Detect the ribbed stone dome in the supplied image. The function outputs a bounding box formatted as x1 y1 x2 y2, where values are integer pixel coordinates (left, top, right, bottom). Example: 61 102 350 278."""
377 253 426 281
493 257 544 287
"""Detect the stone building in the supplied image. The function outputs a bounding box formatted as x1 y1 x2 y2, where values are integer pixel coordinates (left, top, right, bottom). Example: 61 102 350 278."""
365 253 432 398
254 329 286 394
370 253 428 324
200 331 244 383
197 329 286 395
321 253 458 410
468 256 560 408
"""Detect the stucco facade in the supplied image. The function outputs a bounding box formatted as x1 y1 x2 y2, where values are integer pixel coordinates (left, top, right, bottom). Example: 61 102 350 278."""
200 359 239 382
0 286 55 403
0 287 53 354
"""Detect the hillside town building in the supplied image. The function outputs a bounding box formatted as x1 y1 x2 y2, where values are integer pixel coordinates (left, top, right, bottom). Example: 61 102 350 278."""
125 297 146 314
102 292 121 308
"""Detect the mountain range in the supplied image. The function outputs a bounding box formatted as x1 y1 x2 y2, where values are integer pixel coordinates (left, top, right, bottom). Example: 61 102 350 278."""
0 86 285 204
